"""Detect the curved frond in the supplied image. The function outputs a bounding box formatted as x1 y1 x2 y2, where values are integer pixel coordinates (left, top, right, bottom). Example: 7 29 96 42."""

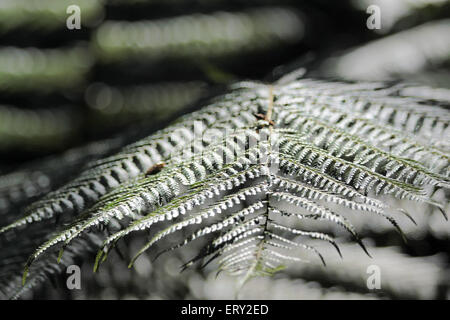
1 78 448 293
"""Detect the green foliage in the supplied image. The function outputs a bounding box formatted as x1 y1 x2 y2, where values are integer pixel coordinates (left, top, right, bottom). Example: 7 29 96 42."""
1 77 448 294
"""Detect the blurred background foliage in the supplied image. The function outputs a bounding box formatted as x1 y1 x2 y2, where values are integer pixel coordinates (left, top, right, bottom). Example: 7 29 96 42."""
0 0 449 299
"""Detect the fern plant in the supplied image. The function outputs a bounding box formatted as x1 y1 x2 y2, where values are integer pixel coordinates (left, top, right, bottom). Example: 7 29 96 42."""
0 0 104 32
0 46 93 93
317 19 450 83
94 7 303 63
0 76 449 295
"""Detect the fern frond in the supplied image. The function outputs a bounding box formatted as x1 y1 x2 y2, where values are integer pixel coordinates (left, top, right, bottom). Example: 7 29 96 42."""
0 105 79 151
0 0 104 32
2 78 448 291
317 19 450 82
0 46 92 92
0 88 263 234
94 7 304 62
0 136 124 223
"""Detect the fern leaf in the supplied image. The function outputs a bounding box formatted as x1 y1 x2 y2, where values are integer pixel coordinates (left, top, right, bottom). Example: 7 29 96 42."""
1 77 448 291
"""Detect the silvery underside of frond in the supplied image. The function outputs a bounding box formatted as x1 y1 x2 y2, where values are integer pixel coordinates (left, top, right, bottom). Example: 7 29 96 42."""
1 78 449 297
